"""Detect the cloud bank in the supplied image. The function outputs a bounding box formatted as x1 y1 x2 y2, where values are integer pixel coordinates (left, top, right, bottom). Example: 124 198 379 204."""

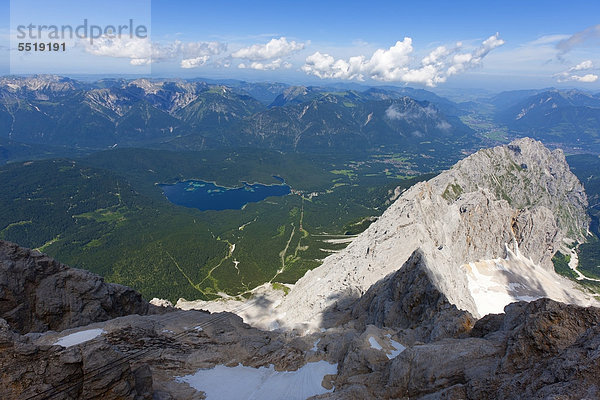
84 36 227 67
301 33 504 86
569 60 593 71
238 58 292 70
385 103 438 120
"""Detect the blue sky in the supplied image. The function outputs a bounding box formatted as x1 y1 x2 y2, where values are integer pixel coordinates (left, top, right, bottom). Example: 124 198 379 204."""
3 0 600 90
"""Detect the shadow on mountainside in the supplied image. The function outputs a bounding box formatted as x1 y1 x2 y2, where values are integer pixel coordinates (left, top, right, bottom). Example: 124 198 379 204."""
317 248 475 343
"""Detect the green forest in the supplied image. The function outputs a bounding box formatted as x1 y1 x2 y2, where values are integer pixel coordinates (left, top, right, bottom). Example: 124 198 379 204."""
0 148 430 302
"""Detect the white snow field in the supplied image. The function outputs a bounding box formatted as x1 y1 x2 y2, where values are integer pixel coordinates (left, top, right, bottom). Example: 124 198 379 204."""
462 243 584 316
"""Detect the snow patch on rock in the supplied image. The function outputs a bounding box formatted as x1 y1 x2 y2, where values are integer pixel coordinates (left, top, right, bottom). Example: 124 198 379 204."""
368 334 406 359
176 361 337 400
54 328 105 347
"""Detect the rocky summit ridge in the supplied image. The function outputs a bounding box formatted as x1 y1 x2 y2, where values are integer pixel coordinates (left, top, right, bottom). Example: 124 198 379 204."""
188 137 597 331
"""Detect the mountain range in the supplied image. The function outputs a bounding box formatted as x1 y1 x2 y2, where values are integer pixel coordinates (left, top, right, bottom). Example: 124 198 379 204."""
4 76 600 159
0 75 476 154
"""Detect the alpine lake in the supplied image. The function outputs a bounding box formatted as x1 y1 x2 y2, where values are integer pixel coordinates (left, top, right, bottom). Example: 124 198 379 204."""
159 177 291 211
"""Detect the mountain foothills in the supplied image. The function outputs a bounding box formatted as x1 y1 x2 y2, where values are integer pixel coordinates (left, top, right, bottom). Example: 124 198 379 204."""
2 139 600 399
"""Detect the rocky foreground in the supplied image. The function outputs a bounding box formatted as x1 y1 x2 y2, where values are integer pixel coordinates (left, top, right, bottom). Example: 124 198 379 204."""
1 240 600 399
2 138 600 399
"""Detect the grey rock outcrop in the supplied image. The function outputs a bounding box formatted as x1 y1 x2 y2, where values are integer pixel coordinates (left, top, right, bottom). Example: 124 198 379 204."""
320 298 600 400
5 294 598 400
0 317 153 400
0 308 322 400
0 240 150 334
349 249 475 343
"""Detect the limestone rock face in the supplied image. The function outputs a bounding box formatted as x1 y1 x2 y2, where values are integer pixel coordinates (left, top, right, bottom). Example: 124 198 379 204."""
0 240 150 334
265 138 594 329
0 308 325 400
4 295 598 400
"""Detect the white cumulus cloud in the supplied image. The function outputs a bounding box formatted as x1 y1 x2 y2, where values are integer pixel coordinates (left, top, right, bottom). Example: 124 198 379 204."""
436 120 452 131
84 36 152 62
302 51 367 80
569 60 593 71
130 58 151 66
385 104 407 120
385 104 438 120
574 74 599 82
556 61 598 83
301 33 504 86
558 73 599 83
232 37 306 61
